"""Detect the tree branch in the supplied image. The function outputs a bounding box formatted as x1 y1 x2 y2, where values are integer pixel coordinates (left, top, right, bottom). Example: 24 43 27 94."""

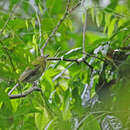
47 57 78 62
9 86 41 99
8 83 19 96
9 83 56 117
47 56 93 69
40 0 82 55
68 0 82 14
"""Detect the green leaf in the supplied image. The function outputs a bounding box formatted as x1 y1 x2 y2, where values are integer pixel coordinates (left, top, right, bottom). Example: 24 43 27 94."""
35 107 49 130
0 87 13 129
90 8 95 22
9 0 19 9
15 102 41 117
108 18 117 37
31 18 36 29
8 18 26 30
96 11 103 27
104 13 112 33
25 20 29 30
0 86 12 108
46 0 64 15
118 18 127 27
79 114 101 130
64 18 73 32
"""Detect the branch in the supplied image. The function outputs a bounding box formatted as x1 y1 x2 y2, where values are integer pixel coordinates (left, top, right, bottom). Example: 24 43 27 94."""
9 83 56 117
120 46 130 50
8 83 19 96
86 53 106 62
47 56 93 70
53 63 74 81
9 86 41 99
66 0 71 12
47 57 78 62
68 0 82 13
83 60 93 70
40 0 82 55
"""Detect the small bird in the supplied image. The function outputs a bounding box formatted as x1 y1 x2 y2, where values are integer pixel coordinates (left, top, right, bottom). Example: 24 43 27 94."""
8 55 48 96
19 55 47 83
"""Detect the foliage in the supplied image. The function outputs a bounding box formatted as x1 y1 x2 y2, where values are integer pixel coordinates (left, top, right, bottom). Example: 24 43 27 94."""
0 0 130 129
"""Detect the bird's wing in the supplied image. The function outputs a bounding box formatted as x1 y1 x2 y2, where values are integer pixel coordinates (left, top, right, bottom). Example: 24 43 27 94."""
19 65 40 82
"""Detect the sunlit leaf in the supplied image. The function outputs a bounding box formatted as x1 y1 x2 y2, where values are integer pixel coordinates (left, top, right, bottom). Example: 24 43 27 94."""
108 18 117 37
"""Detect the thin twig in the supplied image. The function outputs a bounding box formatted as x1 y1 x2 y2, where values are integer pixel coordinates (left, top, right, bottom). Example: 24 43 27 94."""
120 46 130 50
86 53 106 62
40 0 82 55
47 56 93 69
68 0 82 14
47 57 78 62
47 52 108 64
9 83 56 117
40 8 69 54
66 0 71 12
53 63 74 81
83 61 93 70
8 83 19 96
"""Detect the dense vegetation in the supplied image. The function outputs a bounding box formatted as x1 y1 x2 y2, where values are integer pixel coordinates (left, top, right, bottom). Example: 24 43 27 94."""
0 0 130 129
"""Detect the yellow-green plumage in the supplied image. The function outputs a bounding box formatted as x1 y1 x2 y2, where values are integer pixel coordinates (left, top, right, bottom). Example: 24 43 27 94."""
19 56 47 83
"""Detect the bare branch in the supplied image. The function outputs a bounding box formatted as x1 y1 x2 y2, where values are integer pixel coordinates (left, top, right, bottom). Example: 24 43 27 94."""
9 83 56 117
47 56 93 69
8 83 19 96
47 57 78 62
53 63 74 81
68 0 82 13
40 0 82 55
83 61 93 70
66 0 71 12
40 12 68 55
9 86 41 99
86 53 106 62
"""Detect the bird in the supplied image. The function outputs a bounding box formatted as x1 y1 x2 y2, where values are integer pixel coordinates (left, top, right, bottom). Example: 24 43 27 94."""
19 55 47 83
8 55 48 96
